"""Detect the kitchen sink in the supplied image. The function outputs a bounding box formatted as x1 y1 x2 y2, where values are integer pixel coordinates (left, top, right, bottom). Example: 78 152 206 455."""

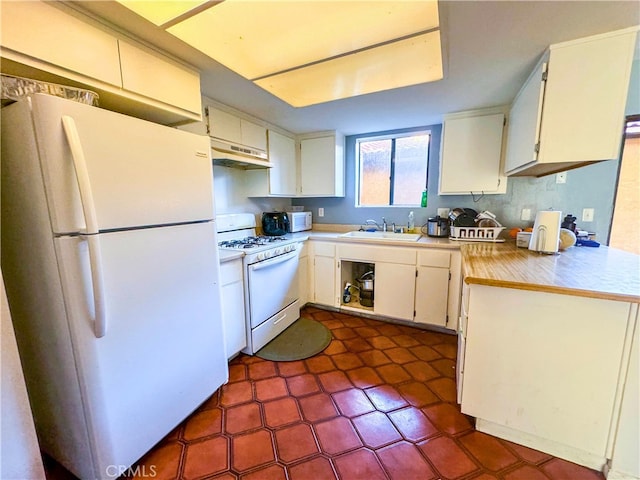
339 231 422 242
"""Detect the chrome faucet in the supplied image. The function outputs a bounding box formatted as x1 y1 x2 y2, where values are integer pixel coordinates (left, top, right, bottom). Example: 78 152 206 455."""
382 217 388 232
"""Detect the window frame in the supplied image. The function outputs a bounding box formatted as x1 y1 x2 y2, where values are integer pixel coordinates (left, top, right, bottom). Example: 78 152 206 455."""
355 130 430 208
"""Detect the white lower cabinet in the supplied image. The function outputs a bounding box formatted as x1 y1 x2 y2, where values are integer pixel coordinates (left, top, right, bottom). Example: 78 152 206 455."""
298 243 310 306
220 258 246 359
415 249 451 328
461 284 636 471
310 242 337 307
607 304 639 480
373 262 416 321
415 266 450 327
331 243 456 329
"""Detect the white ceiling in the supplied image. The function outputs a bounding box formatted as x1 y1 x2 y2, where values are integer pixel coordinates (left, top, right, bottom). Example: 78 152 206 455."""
72 1 639 135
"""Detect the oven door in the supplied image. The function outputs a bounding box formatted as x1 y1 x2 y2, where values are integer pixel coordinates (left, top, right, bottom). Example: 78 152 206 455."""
247 250 299 328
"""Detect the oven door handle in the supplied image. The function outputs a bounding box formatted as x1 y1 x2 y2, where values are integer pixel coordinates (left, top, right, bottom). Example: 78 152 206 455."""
250 249 298 271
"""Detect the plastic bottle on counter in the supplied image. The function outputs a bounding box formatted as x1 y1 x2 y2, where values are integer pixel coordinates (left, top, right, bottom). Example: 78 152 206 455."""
408 211 415 233
420 189 428 208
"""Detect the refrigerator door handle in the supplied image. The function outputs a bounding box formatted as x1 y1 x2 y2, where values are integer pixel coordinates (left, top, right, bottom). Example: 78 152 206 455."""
62 116 107 337
61 115 99 235
86 235 108 338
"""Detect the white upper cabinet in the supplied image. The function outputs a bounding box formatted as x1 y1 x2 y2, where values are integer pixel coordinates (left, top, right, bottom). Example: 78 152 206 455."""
267 131 297 195
439 109 507 195
505 27 638 177
0 1 202 125
299 131 345 197
246 130 297 196
247 129 345 197
504 60 547 175
208 107 242 143
118 40 201 117
0 1 121 87
207 107 267 151
242 119 269 152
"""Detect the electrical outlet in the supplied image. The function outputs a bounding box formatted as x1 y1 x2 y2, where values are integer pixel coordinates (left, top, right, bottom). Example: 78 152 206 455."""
318 207 325 217
582 208 594 222
521 208 531 221
556 172 567 184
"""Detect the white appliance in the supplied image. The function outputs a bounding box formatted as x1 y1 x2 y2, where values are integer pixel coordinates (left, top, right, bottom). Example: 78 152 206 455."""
217 214 301 354
287 211 313 232
528 210 562 254
1 94 228 479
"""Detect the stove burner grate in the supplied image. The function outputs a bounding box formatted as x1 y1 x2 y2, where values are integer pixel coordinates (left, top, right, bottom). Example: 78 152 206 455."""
218 236 288 249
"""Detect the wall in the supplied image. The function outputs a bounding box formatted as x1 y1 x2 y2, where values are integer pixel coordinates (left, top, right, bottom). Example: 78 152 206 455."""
293 124 620 243
213 165 290 219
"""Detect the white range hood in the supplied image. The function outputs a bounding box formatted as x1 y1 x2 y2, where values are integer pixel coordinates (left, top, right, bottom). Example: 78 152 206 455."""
211 137 273 169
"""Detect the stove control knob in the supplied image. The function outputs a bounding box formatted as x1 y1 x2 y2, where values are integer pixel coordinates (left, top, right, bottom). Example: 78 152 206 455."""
264 251 271 259
274 248 281 256
257 253 264 261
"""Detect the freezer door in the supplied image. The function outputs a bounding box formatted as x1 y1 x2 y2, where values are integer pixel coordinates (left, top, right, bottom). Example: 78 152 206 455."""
55 222 227 476
28 94 213 234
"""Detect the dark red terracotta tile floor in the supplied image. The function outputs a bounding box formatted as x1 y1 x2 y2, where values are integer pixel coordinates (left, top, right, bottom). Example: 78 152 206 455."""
45 306 605 480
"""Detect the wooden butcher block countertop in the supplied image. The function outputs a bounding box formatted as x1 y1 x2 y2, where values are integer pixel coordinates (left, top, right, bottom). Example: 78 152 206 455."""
461 241 640 303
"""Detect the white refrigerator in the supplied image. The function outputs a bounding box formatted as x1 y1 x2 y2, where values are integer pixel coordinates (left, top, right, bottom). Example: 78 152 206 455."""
1 94 228 479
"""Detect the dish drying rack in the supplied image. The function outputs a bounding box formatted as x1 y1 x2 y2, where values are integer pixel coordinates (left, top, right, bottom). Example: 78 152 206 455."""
449 226 505 242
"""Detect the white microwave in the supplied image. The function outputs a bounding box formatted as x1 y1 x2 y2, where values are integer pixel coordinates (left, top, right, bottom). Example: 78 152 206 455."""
287 211 312 232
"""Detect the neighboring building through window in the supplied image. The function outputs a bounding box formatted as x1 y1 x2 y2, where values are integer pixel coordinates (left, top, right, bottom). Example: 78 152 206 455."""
356 131 429 207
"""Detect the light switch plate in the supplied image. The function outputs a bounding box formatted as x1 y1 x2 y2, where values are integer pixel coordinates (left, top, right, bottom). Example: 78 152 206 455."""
582 208 594 222
556 172 567 184
318 207 325 217
521 208 531 221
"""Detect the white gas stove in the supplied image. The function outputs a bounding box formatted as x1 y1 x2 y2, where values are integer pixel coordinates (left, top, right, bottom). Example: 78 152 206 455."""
217 213 301 354
217 214 300 264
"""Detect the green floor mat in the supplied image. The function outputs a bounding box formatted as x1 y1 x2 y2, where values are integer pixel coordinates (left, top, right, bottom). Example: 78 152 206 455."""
255 317 332 361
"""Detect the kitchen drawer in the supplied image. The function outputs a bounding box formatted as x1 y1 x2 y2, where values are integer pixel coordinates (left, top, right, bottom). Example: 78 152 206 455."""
220 259 243 286
338 244 416 265
313 241 335 257
250 300 300 353
418 249 451 268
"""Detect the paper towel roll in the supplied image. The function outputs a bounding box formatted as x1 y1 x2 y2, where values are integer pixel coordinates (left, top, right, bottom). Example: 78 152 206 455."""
528 210 562 253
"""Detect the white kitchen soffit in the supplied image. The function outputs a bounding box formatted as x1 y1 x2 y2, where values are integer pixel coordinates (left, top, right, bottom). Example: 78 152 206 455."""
116 1 212 27
116 0 443 107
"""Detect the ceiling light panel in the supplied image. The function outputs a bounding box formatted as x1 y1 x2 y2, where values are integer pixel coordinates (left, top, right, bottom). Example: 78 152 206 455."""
254 31 443 107
167 0 439 79
115 1 210 27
